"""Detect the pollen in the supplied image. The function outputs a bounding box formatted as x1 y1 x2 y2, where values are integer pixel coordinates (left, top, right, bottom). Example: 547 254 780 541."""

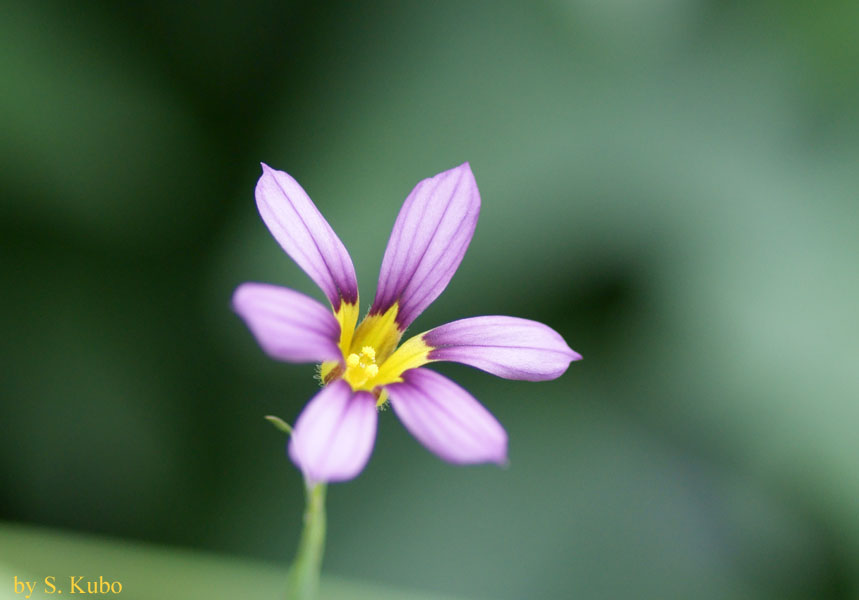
342 345 380 390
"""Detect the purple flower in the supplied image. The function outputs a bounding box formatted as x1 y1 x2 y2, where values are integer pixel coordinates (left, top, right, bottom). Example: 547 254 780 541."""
233 163 581 483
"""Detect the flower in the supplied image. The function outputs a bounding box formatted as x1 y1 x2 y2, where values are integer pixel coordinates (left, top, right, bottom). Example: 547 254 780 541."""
233 163 581 483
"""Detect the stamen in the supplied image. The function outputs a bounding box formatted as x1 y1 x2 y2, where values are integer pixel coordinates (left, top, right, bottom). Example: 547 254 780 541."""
342 345 380 391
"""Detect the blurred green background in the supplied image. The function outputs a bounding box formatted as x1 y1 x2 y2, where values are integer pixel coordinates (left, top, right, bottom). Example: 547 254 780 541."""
2 1 858 598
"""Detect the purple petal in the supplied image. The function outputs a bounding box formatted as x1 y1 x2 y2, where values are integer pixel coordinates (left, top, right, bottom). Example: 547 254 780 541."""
371 163 480 329
288 380 378 483
256 164 358 309
232 282 343 363
386 368 507 465
423 316 581 381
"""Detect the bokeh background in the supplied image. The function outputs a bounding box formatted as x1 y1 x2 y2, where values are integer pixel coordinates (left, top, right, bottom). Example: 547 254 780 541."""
2 1 858 598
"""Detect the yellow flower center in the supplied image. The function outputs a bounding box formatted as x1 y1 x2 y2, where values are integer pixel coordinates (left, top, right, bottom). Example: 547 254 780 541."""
321 301 434 403
343 346 380 389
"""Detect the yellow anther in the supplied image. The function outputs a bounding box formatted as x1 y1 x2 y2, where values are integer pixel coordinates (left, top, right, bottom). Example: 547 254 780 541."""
341 345 383 391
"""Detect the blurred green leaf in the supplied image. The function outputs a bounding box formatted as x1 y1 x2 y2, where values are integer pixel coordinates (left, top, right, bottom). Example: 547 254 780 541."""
0 2 213 247
265 415 293 435
0 523 466 600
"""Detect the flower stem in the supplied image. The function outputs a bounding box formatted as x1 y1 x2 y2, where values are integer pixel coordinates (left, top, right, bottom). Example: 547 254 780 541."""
286 482 327 600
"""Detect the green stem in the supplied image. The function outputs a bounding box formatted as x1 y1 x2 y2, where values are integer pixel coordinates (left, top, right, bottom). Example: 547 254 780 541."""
286 483 327 600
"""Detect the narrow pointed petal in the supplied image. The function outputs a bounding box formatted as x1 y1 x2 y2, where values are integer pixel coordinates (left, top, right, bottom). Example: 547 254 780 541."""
232 282 343 363
371 163 480 329
386 368 507 465
288 380 378 483
256 164 358 309
423 316 580 381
